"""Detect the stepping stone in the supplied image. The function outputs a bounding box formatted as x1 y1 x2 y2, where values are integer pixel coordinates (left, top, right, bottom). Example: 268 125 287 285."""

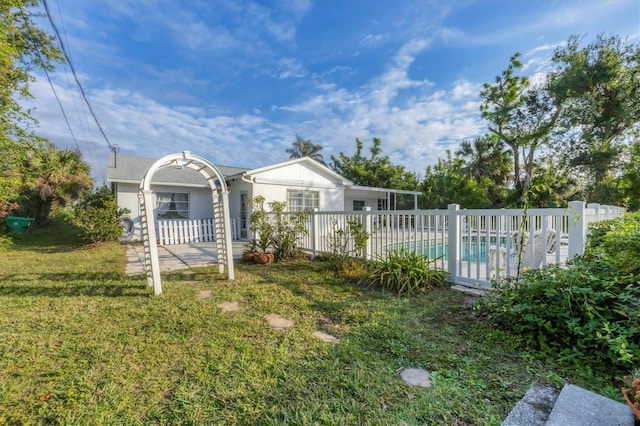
197 290 212 299
502 385 559 426
181 270 196 276
217 301 240 312
312 331 340 343
399 367 432 387
545 384 634 426
264 314 294 330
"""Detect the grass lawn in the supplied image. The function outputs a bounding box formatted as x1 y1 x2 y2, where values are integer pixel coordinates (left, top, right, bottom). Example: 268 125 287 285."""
0 222 620 425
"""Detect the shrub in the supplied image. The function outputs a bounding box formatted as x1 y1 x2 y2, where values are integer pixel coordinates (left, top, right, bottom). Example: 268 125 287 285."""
247 196 309 262
366 249 448 295
73 186 130 243
479 212 640 373
325 217 370 274
0 235 13 252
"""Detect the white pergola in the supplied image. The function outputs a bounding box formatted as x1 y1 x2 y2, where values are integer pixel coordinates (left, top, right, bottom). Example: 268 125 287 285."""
138 151 235 295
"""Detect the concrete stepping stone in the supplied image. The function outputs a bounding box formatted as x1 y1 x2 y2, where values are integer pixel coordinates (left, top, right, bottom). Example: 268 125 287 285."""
265 314 294 330
545 384 634 426
197 290 212 299
217 301 240 312
312 331 340 343
399 367 432 387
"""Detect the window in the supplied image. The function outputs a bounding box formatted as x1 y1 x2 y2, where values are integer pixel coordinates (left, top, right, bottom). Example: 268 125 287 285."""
353 200 365 211
156 192 189 219
287 190 319 212
377 198 388 211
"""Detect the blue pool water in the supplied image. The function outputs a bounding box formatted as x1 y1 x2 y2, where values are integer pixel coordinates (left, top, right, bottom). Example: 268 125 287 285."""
396 236 510 263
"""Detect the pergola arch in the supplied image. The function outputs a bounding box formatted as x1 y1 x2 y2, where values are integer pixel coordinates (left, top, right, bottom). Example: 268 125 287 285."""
138 151 235 295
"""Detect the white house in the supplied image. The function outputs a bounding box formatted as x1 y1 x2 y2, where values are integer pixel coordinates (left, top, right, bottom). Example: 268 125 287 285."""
106 153 420 241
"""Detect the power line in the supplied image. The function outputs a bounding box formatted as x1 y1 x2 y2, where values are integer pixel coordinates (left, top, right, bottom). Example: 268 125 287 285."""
18 5 81 152
41 0 115 152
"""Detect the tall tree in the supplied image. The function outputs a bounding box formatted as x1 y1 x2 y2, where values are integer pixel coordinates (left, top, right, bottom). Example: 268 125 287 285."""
285 135 325 164
0 0 63 216
330 137 418 190
421 151 492 209
480 54 563 203
26 143 92 225
456 135 512 205
550 34 640 200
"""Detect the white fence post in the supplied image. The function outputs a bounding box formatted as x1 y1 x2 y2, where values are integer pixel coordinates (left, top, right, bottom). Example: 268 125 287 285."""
447 204 460 279
588 203 600 222
363 207 373 260
567 200 586 260
311 208 319 257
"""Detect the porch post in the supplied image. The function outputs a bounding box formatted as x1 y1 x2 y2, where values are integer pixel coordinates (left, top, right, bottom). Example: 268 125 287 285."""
567 200 586 260
447 204 460 280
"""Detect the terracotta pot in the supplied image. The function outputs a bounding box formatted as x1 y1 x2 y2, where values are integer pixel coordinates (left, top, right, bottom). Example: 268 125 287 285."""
242 252 257 263
622 389 640 420
253 253 272 265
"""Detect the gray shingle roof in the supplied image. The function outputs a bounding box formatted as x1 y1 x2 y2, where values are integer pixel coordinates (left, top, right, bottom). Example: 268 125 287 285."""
105 153 250 186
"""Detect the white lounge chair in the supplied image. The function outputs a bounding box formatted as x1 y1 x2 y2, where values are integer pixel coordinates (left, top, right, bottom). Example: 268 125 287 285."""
488 228 556 279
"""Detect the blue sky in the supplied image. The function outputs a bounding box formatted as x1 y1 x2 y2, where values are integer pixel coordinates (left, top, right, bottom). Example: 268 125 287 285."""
26 0 640 183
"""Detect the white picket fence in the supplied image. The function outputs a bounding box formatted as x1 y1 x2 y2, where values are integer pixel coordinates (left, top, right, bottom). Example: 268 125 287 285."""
292 201 625 289
156 218 237 245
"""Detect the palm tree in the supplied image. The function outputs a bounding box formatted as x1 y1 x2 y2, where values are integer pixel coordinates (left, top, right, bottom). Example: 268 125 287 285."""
286 135 325 164
457 136 511 184
29 143 92 225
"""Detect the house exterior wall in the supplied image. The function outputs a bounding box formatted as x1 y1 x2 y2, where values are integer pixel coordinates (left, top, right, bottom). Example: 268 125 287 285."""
116 182 216 240
344 195 383 211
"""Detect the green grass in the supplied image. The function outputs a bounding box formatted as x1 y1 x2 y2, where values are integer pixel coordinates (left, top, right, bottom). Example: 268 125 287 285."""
0 223 621 425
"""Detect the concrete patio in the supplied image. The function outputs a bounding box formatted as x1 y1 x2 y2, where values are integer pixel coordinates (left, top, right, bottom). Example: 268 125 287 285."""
125 241 246 274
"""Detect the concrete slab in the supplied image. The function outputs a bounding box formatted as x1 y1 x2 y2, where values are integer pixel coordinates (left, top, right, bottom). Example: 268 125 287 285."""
399 368 432 388
546 384 634 426
502 385 558 426
125 242 246 275
265 314 294 330
197 290 212 299
312 331 340 343
218 301 240 312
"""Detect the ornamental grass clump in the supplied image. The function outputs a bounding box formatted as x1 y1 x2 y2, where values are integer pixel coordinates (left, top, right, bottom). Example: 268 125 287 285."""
366 249 448 295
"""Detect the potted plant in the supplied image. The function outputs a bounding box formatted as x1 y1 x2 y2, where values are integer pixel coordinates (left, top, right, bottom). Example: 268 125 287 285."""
242 239 259 263
253 231 273 264
621 368 640 420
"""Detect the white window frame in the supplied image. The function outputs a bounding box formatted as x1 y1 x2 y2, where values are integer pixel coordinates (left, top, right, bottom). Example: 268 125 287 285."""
156 192 190 219
353 200 365 211
287 189 319 212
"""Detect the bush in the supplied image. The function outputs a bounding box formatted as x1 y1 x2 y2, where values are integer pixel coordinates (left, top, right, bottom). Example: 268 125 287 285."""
0 235 13 252
479 212 640 373
73 186 130 243
366 249 448 295
247 196 309 262
325 217 370 275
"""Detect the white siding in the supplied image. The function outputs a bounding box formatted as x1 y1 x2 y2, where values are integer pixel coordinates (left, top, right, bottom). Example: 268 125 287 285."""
255 163 337 187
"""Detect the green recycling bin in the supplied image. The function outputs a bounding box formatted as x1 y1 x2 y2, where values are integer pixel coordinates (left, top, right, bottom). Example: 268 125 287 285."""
5 216 34 234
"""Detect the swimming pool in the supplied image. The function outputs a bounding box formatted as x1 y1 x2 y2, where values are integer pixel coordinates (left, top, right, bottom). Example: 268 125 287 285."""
392 235 511 263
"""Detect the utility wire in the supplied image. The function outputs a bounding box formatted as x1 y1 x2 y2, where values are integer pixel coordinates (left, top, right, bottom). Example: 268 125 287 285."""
51 0 101 163
41 0 115 152
19 5 80 152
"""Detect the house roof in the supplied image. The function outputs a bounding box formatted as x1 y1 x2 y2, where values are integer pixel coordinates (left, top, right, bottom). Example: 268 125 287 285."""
228 156 353 186
106 154 420 197
106 153 250 186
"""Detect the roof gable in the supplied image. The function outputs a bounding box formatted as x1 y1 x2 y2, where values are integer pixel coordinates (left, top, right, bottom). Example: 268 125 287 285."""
243 157 352 186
